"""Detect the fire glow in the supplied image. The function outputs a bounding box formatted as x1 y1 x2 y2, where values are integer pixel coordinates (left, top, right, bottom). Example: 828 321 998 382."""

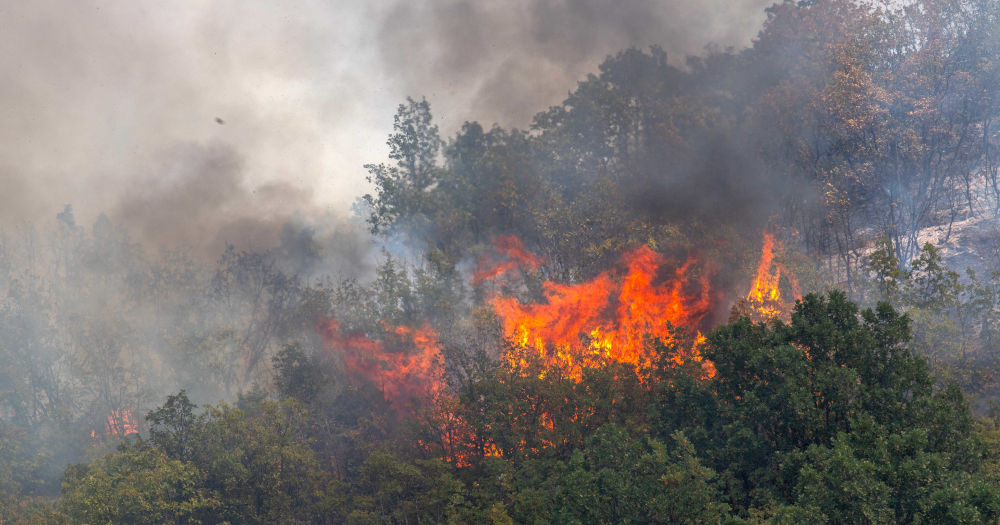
318 320 444 413
473 234 544 285
317 233 795 411
92 408 139 443
740 232 801 321
486 241 718 380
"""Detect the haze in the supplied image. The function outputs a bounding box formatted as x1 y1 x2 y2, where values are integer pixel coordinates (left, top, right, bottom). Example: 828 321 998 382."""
0 0 771 255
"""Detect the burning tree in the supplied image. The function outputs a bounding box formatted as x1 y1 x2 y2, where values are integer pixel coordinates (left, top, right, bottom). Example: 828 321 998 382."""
731 232 801 322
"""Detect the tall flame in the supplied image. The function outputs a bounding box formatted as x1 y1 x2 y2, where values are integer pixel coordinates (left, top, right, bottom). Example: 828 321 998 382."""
737 232 801 321
94 408 138 442
318 320 443 413
489 244 717 380
314 233 798 419
308 234 803 465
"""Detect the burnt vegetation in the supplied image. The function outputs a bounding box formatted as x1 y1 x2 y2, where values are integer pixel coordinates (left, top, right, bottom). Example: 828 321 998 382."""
7 0 1000 523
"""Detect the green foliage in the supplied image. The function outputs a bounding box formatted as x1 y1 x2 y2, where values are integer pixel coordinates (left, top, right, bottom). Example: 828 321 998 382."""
904 244 962 311
272 342 327 403
64 395 336 524
60 442 215 524
866 235 904 302
342 454 466 524
363 97 442 235
541 426 728 524
49 291 1000 523
191 399 331 524
649 291 997 520
794 437 892 524
146 390 202 462
859 240 1000 392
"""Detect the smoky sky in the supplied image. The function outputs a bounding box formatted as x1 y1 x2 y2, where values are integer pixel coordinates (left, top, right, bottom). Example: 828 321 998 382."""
379 0 775 128
0 0 773 256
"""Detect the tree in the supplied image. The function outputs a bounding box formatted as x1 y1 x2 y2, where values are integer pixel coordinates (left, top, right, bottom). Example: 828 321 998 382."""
272 342 328 404
542 425 729 524
191 399 330 524
866 235 905 303
60 442 215 524
211 246 302 387
363 97 442 234
146 390 202 463
663 291 992 519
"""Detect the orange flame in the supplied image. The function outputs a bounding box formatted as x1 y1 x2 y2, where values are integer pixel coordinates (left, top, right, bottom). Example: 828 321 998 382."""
490 243 717 380
318 320 444 413
105 408 139 437
739 233 801 321
473 234 545 284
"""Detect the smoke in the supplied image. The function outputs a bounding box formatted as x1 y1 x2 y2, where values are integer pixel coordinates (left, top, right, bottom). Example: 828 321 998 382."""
112 142 306 257
0 0 781 411
0 0 773 259
375 0 775 130
0 0 379 255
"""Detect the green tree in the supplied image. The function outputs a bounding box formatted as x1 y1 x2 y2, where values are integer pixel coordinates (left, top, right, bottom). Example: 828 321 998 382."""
363 97 442 234
657 291 978 517
60 442 216 524
192 399 330 524
542 425 729 524
865 234 905 302
272 342 328 404
146 390 202 463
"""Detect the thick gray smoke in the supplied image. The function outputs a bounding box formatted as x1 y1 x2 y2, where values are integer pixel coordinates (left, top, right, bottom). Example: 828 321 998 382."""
0 0 772 258
114 142 309 256
0 0 380 258
377 0 774 130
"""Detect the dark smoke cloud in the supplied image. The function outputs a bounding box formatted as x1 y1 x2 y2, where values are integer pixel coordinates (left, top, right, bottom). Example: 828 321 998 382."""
114 142 311 257
376 0 775 130
625 137 777 230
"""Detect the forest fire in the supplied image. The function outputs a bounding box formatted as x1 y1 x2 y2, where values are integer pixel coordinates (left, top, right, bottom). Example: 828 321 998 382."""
734 233 800 321
105 408 139 436
36 2 1000 518
473 234 544 284
318 319 444 413
320 233 797 413
92 408 139 443
486 241 717 380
